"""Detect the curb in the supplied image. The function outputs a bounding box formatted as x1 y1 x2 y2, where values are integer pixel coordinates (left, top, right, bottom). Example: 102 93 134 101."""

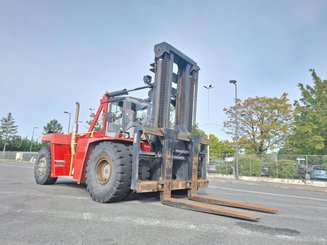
208 173 327 188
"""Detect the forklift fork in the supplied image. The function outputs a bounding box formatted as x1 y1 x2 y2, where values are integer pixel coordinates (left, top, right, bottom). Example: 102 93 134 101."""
160 130 277 221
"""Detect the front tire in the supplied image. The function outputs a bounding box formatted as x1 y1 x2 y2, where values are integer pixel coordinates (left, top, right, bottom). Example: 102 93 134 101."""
34 147 57 185
85 142 132 203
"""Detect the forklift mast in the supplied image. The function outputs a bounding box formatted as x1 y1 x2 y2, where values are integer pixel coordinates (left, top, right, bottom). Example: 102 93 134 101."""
130 42 277 221
130 42 207 193
150 42 199 132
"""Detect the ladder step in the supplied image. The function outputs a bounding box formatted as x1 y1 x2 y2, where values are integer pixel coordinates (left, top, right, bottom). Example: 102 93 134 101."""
172 156 186 160
174 149 190 155
138 151 156 159
138 151 187 161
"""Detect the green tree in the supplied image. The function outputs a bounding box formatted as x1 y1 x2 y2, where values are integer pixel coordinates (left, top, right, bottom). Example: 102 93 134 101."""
43 119 63 134
86 112 102 131
224 94 293 154
18 137 32 151
192 124 234 158
6 135 22 151
209 134 234 157
32 141 43 152
192 123 207 138
286 70 327 154
0 113 18 153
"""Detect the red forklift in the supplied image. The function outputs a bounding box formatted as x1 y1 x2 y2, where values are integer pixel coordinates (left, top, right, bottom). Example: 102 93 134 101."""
34 42 277 221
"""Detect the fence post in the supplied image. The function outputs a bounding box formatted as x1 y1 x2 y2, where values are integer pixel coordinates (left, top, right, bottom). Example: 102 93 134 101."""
249 155 252 176
276 154 279 178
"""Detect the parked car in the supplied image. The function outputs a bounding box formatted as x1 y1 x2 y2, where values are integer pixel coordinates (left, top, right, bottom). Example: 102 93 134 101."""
310 165 327 181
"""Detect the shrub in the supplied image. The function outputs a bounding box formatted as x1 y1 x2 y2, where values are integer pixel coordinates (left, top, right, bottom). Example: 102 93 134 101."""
238 155 262 177
270 159 297 179
216 164 233 174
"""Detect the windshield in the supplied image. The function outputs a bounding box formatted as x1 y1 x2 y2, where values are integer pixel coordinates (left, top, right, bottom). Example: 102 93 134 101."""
107 100 124 134
107 97 149 135
123 97 149 129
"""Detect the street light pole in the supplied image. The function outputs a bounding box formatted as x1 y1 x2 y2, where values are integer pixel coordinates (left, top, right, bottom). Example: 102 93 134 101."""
30 126 38 152
229 80 239 180
203 85 213 125
203 84 214 166
64 111 71 133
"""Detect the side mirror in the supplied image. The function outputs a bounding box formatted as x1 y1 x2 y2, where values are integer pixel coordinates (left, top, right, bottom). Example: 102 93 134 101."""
143 75 152 85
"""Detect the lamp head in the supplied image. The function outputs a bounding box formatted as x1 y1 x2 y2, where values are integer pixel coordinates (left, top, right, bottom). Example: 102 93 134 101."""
229 80 237 85
204 84 213 89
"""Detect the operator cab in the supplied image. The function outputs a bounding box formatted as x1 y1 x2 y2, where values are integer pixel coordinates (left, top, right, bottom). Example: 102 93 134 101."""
107 97 149 137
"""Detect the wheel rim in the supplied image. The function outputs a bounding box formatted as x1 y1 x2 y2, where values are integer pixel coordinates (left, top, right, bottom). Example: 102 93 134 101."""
95 157 112 185
37 156 47 176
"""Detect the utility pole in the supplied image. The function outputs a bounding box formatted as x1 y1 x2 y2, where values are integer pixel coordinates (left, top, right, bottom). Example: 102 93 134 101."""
229 80 239 180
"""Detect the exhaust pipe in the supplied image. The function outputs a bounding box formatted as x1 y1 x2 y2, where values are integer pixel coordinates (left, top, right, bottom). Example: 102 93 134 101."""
69 102 80 175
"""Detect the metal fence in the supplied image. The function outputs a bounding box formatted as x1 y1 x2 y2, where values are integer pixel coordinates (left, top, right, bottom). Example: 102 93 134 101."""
209 154 327 180
1 151 327 181
0 151 38 162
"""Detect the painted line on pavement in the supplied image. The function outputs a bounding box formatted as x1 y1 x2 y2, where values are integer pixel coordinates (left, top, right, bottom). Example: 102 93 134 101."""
0 190 89 200
209 186 327 202
0 163 32 169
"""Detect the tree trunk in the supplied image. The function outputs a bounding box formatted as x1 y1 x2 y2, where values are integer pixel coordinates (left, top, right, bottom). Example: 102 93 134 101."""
2 143 7 156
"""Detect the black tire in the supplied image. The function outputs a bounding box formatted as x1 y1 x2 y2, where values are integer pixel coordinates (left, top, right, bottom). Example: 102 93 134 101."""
85 142 132 203
34 147 57 185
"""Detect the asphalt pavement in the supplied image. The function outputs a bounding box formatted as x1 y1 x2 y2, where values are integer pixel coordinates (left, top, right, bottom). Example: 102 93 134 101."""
0 161 326 245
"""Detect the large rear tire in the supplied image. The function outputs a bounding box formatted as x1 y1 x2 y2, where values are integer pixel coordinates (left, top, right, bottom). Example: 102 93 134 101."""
85 142 132 203
34 147 57 185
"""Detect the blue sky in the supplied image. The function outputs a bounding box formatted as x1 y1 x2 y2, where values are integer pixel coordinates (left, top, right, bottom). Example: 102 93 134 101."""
1 0 327 141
